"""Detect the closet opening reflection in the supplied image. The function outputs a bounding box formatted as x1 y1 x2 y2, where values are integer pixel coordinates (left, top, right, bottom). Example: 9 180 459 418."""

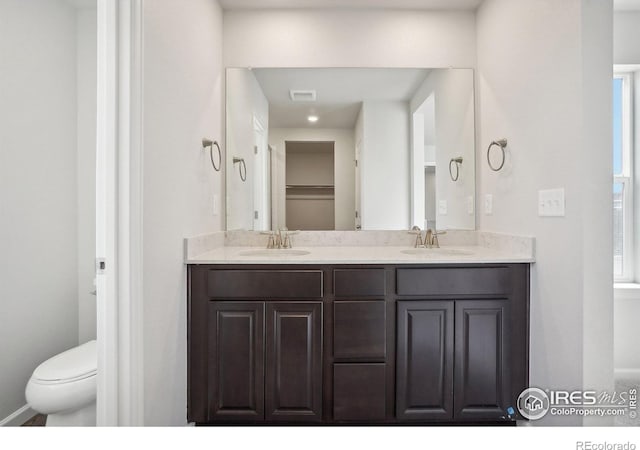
285 141 336 230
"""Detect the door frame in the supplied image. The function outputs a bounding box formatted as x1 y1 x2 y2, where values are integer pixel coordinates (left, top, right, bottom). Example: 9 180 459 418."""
96 0 144 426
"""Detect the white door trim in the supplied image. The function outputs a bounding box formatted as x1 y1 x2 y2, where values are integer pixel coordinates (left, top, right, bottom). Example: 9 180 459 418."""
96 0 144 427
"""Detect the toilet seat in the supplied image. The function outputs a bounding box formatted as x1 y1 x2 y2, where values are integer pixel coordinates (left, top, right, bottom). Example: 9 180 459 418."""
26 341 97 416
31 340 96 383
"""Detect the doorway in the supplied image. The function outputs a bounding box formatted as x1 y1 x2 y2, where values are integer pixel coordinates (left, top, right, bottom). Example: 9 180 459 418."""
285 141 336 230
411 92 436 229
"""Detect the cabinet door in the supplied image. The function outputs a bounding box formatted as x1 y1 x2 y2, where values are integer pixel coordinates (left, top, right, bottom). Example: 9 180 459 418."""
396 301 454 420
334 301 386 361
454 300 511 420
265 302 322 422
208 302 264 421
334 363 386 421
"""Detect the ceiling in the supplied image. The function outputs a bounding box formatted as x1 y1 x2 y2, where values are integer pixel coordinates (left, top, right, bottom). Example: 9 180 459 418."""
252 68 430 129
221 0 640 11
219 0 482 10
615 0 640 10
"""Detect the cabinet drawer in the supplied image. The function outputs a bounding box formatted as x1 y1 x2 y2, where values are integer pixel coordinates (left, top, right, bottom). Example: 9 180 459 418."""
334 269 386 297
396 267 512 297
207 270 323 299
333 363 386 421
334 301 386 361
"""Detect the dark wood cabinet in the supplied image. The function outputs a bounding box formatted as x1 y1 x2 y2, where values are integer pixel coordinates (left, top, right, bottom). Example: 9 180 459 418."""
203 297 322 423
333 301 386 361
208 302 264 421
188 263 529 425
395 299 512 422
396 301 454 420
265 302 322 422
333 363 386 421
454 300 510 420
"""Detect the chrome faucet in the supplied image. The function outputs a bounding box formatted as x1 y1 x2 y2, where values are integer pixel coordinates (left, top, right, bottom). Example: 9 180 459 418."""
279 228 299 248
409 226 446 248
262 228 298 249
261 231 277 249
425 228 447 248
409 226 424 248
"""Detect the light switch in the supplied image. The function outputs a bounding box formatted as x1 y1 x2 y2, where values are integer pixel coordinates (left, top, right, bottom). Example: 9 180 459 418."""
439 200 448 215
484 194 493 215
467 196 474 215
538 188 565 217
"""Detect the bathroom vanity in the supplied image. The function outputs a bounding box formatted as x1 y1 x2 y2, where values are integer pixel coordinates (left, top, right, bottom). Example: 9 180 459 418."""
186 238 532 425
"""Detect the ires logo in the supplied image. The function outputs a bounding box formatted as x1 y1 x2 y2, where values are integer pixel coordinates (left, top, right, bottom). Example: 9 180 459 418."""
517 388 550 420
549 390 598 406
517 387 636 420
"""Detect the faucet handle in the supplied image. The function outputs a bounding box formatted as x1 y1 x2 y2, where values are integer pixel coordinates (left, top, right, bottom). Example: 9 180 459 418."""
431 229 446 248
409 226 425 248
260 230 276 249
282 230 299 248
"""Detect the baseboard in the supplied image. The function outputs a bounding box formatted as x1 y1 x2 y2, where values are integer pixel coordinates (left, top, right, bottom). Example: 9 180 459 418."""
0 405 35 427
615 368 640 380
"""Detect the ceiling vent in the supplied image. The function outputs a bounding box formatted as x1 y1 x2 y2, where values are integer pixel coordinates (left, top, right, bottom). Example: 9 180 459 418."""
289 90 317 102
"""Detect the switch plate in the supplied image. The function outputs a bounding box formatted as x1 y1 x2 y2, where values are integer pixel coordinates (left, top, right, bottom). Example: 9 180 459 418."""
538 188 565 217
467 196 474 215
439 200 448 215
484 194 493 215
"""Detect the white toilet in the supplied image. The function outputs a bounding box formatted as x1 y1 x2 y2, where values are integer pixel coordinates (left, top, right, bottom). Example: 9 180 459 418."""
25 340 97 426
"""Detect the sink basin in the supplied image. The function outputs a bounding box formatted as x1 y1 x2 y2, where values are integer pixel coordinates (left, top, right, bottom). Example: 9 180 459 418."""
401 248 474 256
238 249 311 257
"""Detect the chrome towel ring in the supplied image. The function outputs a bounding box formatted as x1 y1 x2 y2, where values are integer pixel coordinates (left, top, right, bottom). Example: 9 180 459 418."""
449 157 463 182
202 138 221 172
487 139 508 171
233 157 247 182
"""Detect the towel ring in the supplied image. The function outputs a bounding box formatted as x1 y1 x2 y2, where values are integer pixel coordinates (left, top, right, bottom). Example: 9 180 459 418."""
449 157 463 182
487 139 508 171
233 157 247 182
202 138 221 172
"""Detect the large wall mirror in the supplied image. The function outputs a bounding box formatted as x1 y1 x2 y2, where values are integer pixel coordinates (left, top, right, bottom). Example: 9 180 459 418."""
225 68 475 231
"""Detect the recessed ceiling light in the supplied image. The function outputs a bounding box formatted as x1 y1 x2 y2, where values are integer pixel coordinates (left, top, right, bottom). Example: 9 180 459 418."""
308 115 319 123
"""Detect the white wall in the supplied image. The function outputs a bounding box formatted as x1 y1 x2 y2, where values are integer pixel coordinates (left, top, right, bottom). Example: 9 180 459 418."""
225 68 269 230
410 69 475 230
614 11 640 64
142 0 223 425
223 9 476 69
270 128 355 230
361 101 410 230
0 0 79 423
580 0 615 427
77 7 97 344
477 0 613 425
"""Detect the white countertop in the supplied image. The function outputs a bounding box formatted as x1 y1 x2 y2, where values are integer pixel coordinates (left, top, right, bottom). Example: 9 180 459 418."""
185 245 535 265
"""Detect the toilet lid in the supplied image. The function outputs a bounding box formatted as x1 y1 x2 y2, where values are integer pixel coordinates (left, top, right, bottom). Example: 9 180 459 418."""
33 340 97 382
